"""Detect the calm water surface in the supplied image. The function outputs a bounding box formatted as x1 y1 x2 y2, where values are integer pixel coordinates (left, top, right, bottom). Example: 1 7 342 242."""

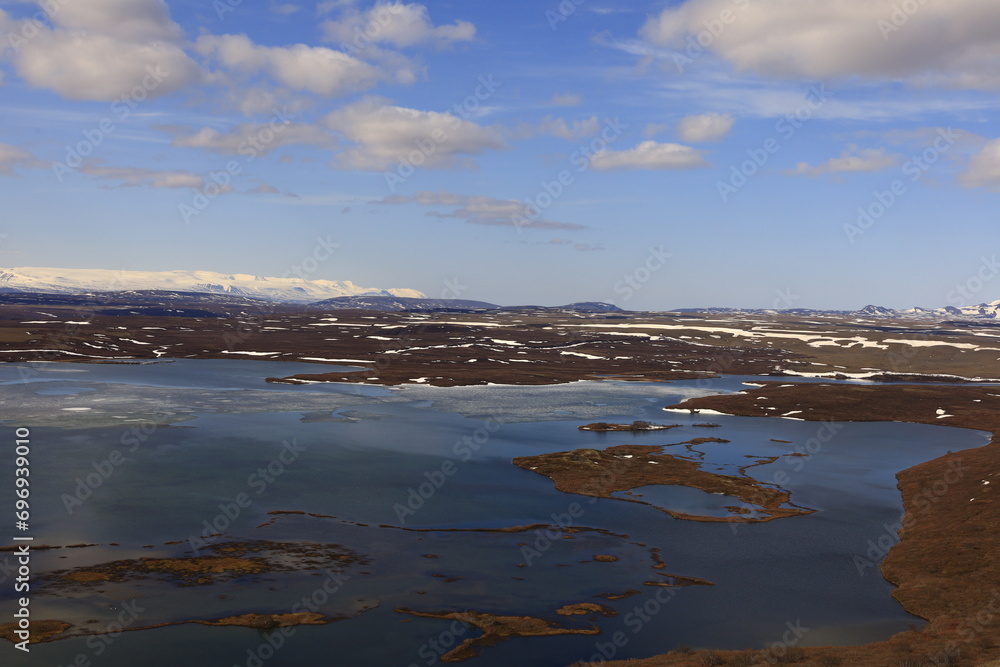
0 360 990 666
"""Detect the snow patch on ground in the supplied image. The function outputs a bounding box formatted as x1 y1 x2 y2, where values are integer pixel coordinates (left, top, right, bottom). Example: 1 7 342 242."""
883 339 999 351
221 351 279 356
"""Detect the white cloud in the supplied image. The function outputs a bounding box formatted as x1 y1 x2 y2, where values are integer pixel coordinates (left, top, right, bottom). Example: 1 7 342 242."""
639 0 1000 89
245 183 282 194
324 98 505 170
961 139 1000 190
16 34 199 101
271 3 301 15
159 123 335 155
589 6 632 15
532 238 604 251
380 191 465 206
550 93 582 107
636 73 995 124
643 123 670 138
0 143 43 174
516 115 601 141
81 164 206 189
377 191 585 230
50 0 181 41
321 2 475 49
677 112 734 143
591 141 708 171
790 145 899 177
196 34 387 97
5 0 200 101
317 0 361 15
215 86 292 116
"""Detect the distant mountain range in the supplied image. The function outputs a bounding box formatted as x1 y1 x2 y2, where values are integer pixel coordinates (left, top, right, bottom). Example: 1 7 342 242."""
0 267 424 303
0 267 996 318
891 303 1000 319
315 296 498 311
0 267 627 314
677 302 1000 320
267 296 624 313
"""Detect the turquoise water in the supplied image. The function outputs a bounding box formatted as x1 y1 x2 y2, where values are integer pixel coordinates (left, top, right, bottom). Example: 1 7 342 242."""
0 360 991 666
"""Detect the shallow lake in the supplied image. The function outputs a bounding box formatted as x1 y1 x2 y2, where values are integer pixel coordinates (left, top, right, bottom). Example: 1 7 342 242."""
0 359 990 666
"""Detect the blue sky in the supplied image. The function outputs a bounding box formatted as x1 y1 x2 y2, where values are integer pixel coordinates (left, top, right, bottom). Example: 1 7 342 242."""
1 0 999 310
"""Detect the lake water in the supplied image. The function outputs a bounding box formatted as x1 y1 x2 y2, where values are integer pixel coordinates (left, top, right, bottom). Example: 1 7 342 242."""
0 360 991 666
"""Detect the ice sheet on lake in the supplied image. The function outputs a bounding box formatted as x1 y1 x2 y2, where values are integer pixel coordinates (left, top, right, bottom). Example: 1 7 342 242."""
390 380 722 423
0 382 391 427
0 372 722 427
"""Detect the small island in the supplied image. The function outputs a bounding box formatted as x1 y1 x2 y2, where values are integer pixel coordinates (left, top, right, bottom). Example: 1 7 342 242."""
395 605 614 662
578 420 680 432
514 442 815 523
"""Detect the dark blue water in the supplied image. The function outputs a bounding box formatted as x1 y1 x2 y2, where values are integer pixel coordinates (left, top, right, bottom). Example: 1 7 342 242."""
0 360 990 666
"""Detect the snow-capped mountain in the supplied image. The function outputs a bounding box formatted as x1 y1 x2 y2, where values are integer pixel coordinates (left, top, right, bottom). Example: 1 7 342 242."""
314 296 498 311
953 300 1000 319
871 301 1000 320
856 304 897 317
0 267 425 303
676 301 1000 320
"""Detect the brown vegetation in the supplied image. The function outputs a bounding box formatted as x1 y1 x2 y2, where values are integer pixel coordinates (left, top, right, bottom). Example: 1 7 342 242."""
514 441 814 523
592 382 1000 666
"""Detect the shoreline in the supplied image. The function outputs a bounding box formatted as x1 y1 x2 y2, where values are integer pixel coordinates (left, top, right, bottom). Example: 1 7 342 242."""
589 382 999 666
3 308 999 664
